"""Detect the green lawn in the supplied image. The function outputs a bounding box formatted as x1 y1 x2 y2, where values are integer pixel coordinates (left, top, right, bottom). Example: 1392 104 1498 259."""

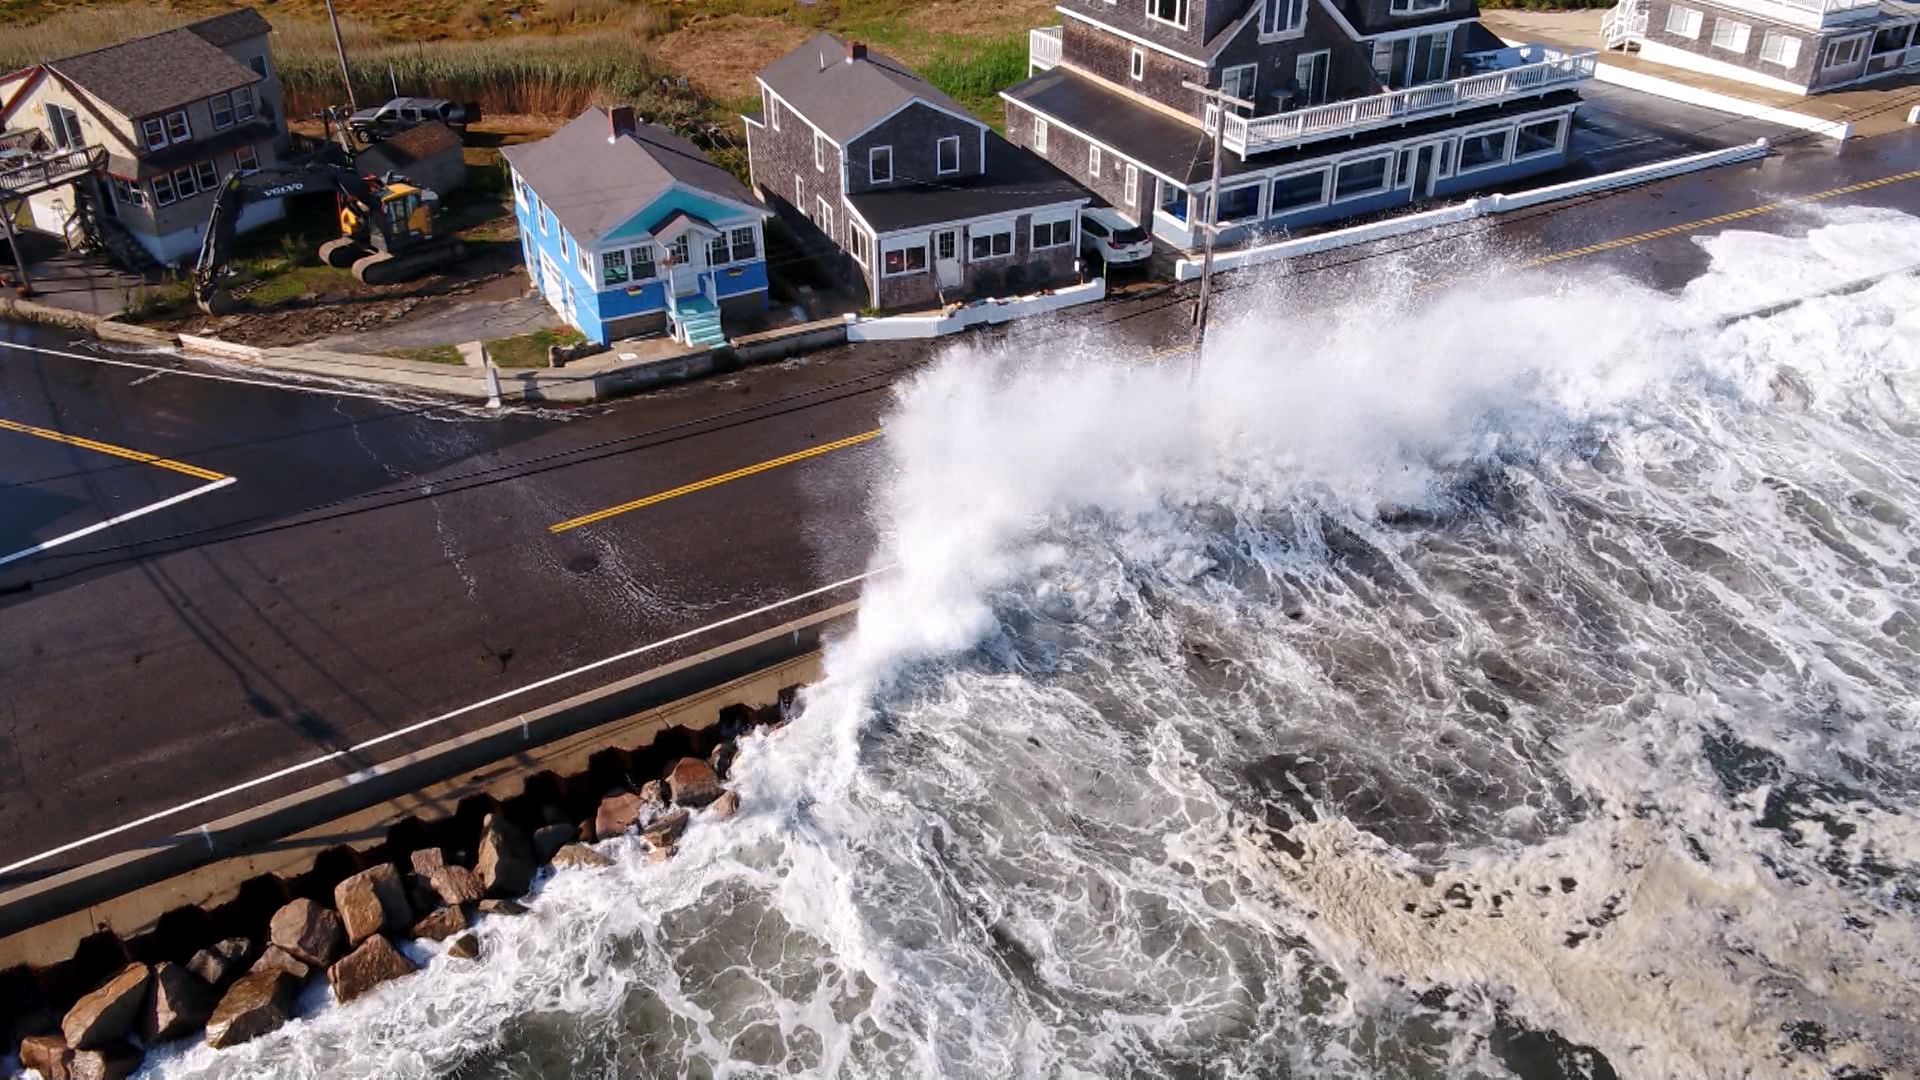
380 344 465 365
237 264 359 306
486 326 586 368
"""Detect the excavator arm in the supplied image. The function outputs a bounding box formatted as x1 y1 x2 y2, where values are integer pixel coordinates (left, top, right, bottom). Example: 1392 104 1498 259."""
190 162 382 313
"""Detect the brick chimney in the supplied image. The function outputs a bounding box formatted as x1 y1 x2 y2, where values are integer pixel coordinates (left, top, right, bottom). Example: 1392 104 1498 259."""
607 104 637 143
846 41 867 63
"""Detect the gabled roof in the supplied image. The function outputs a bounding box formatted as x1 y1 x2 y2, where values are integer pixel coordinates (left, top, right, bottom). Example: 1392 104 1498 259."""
47 9 267 118
847 130 1088 234
500 107 757 243
757 32 977 144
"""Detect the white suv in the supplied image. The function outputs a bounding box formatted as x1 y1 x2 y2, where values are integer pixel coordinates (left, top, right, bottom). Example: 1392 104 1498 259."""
1080 207 1152 270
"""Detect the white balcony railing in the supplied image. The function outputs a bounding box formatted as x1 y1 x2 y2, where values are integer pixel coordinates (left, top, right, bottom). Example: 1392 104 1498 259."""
1222 49 1598 158
1030 26 1062 74
0 145 106 199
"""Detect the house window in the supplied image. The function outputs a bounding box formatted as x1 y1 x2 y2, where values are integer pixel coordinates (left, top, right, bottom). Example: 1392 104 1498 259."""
817 196 834 237
172 166 199 199
45 104 83 149
1130 47 1146 81
1030 216 1073 249
766 90 780 131
1711 19 1751 53
578 243 593 280
1665 6 1703 39
814 133 826 173
195 160 220 191
1261 0 1307 35
936 230 956 261
142 118 168 151
1034 118 1049 155
1371 31 1449 88
730 226 758 262
1458 127 1511 171
1760 30 1800 67
707 235 731 266
1089 144 1102 178
212 93 235 130
1294 50 1331 106
560 232 572 261
869 145 893 185
795 173 805 209
937 135 961 175
1270 168 1328 215
165 109 191 143
1824 35 1865 67
1333 155 1392 200
1222 64 1257 106
667 234 690 266
969 222 1014 260
236 145 258 172
1217 184 1261 222
1146 0 1188 29
631 244 657 281
110 176 147 209
1158 180 1188 222
234 87 256 122
1389 0 1448 13
1513 116 1564 158
1872 24 1914 54
151 173 176 206
850 227 871 268
882 238 929 276
603 248 630 285
249 55 269 77
1124 163 1139 207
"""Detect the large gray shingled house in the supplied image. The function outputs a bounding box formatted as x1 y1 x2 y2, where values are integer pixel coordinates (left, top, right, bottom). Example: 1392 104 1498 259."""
744 33 1091 312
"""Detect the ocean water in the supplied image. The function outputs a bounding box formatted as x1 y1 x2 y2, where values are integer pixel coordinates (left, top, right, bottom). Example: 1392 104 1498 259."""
140 206 1920 1080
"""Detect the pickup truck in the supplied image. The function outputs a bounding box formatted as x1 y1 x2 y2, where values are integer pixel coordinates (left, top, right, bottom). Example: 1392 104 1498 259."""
348 98 480 141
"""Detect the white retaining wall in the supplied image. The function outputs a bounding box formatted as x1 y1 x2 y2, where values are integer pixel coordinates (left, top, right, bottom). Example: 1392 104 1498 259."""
1174 138 1769 281
845 279 1107 341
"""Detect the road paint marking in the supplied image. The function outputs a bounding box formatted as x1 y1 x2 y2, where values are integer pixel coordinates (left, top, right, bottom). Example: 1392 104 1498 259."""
0 566 885 879
549 429 884 534
0 340 438 405
0 476 237 568
1526 168 1920 268
0 416 227 481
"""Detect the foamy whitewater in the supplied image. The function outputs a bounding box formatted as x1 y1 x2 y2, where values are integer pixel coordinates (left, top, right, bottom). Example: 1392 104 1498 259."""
140 206 1920 1079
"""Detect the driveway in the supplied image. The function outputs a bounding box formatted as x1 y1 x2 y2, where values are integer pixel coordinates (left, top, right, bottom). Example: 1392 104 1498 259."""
312 282 558 352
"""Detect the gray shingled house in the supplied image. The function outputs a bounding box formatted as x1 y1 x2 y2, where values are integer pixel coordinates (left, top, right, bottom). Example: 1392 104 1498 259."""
0 8 288 264
744 33 1091 312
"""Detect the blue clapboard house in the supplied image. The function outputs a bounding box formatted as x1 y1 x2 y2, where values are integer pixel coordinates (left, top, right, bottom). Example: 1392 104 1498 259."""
503 106 769 347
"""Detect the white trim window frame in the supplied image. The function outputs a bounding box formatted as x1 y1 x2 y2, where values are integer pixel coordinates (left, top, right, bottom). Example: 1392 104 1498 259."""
1824 34 1866 68
195 159 219 191
1146 0 1189 31
936 135 961 175
1124 162 1139 207
164 109 191 144
1294 49 1331 106
1665 6 1703 39
600 246 632 287
814 132 827 173
581 242 596 281
869 145 894 185
1030 210 1075 250
817 195 835 238
1268 166 1329 217
1089 144 1103 178
111 176 147 209
766 89 781 131
881 232 931 277
249 54 269 77
1215 181 1263 223
1759 30 1801 66
1260 0 1308 38
1034 118 1049 155
1130 47 1146 81
968 219 1015 261
1455 124 1513 174
236 145 259 172
1511 114 1566 160
233 86 255 123
1221 63 1258 109
1710 18 1751 53
849 226 872 270
1331 153 1393 202
151 173 177 207
211 93 236 130
1389 0 1449 14
729 225 758 263
142 117 169 151
171 166 199 200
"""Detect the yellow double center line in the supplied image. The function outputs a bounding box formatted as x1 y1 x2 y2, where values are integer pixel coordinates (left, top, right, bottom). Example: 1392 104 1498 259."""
0 417 228 482
548 429 883 534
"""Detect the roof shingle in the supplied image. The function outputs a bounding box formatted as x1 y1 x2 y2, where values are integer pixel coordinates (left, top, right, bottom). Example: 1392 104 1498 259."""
757 32 976 144
49 10 267 119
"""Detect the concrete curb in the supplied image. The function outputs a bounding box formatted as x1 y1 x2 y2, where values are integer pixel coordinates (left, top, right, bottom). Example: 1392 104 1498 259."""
0 601 857 941
844 279 1108 341
1173 138 1769 280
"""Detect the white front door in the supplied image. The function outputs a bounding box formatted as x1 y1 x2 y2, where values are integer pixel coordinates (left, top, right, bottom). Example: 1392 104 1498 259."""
934 229 961 289
539 253 566 315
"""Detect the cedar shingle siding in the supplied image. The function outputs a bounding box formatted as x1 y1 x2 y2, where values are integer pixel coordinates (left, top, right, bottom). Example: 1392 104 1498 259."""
1005 107 1142 215
846 103 982 195
1641 0 1819 86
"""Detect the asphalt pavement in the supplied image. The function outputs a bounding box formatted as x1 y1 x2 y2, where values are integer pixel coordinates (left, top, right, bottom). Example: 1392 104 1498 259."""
1 123 1917 891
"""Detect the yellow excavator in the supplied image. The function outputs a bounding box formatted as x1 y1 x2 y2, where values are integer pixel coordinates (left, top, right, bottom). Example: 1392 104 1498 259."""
191 160 467 314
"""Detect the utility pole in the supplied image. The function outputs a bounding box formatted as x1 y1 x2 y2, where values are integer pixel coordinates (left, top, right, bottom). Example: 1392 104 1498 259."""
323 0 358 114
1180 80 1251 356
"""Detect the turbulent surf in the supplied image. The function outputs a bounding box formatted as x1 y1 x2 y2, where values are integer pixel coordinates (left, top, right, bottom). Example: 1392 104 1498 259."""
146 205 1920 1080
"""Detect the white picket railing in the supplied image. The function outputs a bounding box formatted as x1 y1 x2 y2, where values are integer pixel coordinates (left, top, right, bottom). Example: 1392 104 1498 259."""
1030 26 1062 73
0 145 105 198
1222 50 1598 157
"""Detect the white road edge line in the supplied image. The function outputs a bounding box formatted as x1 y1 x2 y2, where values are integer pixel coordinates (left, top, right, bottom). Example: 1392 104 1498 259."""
0 476 237 568
0 565 889 878
0 340 438 405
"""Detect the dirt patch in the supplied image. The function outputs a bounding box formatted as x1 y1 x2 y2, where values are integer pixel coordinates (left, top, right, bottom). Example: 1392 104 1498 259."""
655 15 813 104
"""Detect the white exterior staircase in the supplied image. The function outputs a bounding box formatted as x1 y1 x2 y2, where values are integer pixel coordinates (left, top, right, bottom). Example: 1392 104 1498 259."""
1603 0 1649 50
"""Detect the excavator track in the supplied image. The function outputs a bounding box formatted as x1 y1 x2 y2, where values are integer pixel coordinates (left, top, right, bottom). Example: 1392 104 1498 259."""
350 238 467 286
317 238 363 268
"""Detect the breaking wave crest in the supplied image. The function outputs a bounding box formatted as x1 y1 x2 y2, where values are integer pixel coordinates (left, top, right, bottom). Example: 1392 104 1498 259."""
145 206 1920 1080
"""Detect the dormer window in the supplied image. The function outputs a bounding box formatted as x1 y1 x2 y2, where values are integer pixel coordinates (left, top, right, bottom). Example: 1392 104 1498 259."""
1261 0 1307 36
1389 0 1450 14
1146 0 1189 30
142 118 167 150
936 135 960 175
869 145 893 184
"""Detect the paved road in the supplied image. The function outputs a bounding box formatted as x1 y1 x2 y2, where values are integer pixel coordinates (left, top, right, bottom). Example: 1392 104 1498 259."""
2 124 1917 890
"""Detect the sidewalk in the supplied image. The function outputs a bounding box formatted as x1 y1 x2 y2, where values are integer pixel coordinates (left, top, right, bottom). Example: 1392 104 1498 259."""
1482 9 1920 139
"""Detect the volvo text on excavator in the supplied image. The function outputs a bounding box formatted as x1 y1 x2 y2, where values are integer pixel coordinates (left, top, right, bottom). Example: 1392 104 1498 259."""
190 160 467 313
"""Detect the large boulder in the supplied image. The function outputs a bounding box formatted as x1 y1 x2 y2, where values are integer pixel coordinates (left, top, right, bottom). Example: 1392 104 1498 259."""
186 937 251 990
19 1033 72 1079
61 963 150 1050
248 946 310 982
447 934 480 961
67 1042 141 1080
138 962 213 1044
708 740 737 779
550 843 612 869
410 904 472 942
592 791 650 839
667 758 724 808
204 971 296 1049
708 790 741 820
639 808 690 852
409 848 446 874
532 823 575 862
474 814 535 897
421 865 485 907
268 898 343 968
334 864 413 945
327 935 416 1005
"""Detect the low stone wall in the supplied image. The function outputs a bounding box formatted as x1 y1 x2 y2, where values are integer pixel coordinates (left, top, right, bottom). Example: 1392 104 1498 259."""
844 279 1108 342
